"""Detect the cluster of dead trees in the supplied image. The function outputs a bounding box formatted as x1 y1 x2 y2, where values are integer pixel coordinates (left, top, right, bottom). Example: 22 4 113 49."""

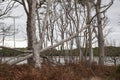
0 0 114 68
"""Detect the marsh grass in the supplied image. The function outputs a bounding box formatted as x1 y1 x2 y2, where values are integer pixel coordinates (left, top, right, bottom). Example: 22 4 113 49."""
0 62 116 80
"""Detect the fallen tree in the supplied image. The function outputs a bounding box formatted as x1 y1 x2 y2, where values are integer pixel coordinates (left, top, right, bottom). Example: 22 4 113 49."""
3 25 88 65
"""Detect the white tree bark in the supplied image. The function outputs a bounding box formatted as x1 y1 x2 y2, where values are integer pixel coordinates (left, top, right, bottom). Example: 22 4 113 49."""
86 0 93 66
30 0 41 68
96 0 105 65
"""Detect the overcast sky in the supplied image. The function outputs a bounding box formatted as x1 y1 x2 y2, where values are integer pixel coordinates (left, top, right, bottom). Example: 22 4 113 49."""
105 0 120 46
0 0 120 48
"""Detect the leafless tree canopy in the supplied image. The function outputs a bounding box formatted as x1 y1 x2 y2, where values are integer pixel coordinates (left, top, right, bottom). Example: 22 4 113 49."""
0 0 114 68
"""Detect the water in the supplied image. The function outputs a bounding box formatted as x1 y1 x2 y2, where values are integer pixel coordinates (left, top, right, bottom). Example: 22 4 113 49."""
1 57 27 64
1 56 120 66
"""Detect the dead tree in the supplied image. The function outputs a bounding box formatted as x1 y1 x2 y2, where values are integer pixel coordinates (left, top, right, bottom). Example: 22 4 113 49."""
7 25 88 66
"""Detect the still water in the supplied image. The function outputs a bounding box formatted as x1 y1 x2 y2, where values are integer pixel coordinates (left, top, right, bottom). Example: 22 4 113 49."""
1 56 120 66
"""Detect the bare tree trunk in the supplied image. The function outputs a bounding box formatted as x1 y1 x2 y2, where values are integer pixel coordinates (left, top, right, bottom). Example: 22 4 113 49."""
26 10 35 66
74 1 83 61
36 8 43 49
22 0 34 66
75 37 83 61
27 0 41 68
86 0 93 66
96 0 105 65
84 30 89 61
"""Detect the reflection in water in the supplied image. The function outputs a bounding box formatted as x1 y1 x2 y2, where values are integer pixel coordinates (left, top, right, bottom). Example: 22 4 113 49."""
1 56 120 66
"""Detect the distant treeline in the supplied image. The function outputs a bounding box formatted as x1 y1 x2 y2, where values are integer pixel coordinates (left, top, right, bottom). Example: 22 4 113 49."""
0 46 120 57
0 48 26 57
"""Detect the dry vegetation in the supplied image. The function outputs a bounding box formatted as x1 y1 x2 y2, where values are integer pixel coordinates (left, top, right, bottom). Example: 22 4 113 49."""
0 62 119 80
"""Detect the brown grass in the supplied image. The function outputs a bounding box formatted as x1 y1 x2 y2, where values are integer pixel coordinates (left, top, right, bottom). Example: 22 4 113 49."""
0 62 116 80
